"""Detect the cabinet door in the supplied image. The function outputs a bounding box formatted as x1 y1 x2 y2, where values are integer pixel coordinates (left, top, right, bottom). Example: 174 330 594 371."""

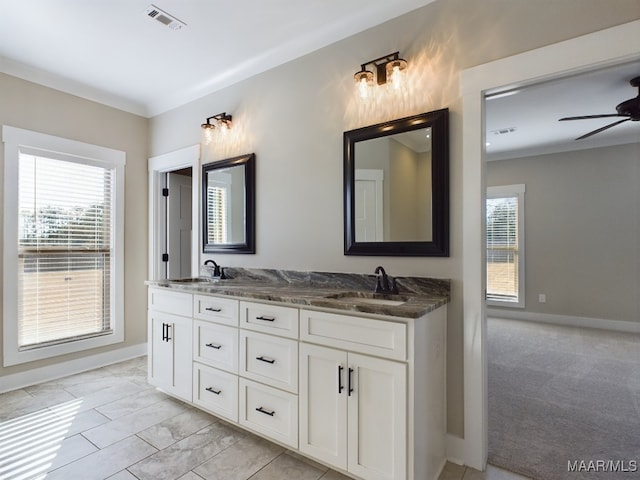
149 312 173 391
347 353 406 480
299 343 347 470
148 311 193 402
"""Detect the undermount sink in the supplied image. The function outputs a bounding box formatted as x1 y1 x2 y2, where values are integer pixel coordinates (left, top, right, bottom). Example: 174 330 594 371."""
323 292 410 306
168 277 213 283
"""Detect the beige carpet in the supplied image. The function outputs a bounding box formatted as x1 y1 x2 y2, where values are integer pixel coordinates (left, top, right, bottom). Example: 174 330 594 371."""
488 318 640 480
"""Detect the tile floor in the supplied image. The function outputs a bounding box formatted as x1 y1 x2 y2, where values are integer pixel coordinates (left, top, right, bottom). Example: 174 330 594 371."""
0 356 528 480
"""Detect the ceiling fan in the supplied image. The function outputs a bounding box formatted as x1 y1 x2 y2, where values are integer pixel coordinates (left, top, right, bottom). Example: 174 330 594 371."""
559 75 640 140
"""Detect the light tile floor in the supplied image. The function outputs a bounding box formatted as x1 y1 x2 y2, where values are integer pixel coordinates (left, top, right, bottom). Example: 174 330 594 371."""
0 356 528 480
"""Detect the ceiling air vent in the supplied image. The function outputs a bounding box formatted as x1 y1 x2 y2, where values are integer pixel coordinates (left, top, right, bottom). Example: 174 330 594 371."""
491 127 517 136
145 4 186 30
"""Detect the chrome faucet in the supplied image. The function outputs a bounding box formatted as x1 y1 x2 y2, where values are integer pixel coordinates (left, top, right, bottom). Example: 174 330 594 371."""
374 266 399 294
204 260 226 279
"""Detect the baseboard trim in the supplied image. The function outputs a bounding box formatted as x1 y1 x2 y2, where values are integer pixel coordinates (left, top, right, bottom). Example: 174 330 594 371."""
445 433 467 466
0 343 148 393
487 309 640 334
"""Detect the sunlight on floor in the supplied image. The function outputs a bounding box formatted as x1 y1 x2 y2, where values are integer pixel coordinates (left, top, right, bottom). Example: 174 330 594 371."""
0 398 82 480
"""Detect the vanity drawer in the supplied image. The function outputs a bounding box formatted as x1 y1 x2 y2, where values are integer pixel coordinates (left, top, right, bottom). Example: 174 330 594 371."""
193 321 238 373
300 309 407 361
240 330 298 393
239 378 298 449
240 301 298 339
194 294 239 326
148 288 192 317
193 363 238 422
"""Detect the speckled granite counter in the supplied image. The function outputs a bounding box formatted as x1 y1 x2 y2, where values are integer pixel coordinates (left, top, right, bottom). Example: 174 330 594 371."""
146 268 449 319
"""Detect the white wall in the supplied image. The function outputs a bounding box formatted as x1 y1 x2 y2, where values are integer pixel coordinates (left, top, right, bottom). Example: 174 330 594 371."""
149 0 640 438
487 143 640 322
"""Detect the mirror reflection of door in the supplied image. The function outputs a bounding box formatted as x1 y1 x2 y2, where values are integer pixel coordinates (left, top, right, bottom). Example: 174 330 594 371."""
355 169 383 241
353 130 432 242
166 170 192 278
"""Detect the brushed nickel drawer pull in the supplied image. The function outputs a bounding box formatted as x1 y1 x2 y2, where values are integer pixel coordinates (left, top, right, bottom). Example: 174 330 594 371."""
256 355 275 364
206 343 222 349
256 406 275 416
205 387 221 395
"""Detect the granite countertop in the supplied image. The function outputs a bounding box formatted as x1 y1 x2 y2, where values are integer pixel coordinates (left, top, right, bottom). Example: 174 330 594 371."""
146 268 450 319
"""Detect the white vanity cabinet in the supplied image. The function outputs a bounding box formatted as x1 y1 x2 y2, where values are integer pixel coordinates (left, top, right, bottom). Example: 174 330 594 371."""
299 343 406 480
147 285 447 480
299 307 446 480
148 289 193 402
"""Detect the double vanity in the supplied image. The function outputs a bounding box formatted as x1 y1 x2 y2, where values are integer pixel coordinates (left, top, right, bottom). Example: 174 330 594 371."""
146 268 449 480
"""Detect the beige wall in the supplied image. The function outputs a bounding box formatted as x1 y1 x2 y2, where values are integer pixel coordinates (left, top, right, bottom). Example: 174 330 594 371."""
0 73 149 378
149 0 640 437
487 143 640 322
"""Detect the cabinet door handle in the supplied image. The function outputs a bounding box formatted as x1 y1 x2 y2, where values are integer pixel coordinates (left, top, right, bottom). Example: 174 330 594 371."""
205 387 222 395
205 307 222 312
165 324 172 341
255 315 275 322
256 406 275 417
338 365 344 394
206 343 222 350
256 355 275 364
161 323 167 341
348 367 354 396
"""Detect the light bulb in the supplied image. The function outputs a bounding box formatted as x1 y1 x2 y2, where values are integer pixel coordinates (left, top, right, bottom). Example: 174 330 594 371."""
354 70 373 100
202 126 214 145
385 58 407 91
391 65 403 90
359 77 370 99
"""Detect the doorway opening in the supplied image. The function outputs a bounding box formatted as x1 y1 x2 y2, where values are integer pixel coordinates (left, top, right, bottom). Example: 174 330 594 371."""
482 61 640 479
460 20 640 471
148 145 200 281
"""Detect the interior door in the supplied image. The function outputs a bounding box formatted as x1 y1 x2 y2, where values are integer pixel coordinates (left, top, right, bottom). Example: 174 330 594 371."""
167 172 192 278
299 343 348 469
347 353 407 480
354 169 384 241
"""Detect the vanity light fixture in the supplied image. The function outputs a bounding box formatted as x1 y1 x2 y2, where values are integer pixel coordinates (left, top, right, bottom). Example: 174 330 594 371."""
201 112 233 145
354 51 408 99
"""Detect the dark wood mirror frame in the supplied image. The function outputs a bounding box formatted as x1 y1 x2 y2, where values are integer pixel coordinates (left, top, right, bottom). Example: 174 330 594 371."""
344 109 449 256
202 153 255 254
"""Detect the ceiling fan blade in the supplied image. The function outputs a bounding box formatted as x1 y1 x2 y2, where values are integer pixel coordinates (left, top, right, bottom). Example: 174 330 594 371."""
559 114 626 121
575 118 630 140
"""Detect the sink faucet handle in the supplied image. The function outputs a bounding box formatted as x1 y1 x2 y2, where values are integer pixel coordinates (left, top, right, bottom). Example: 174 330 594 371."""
204 259 221 277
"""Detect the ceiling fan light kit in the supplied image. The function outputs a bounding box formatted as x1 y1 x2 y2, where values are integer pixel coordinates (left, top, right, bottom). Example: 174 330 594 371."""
559 76 640 140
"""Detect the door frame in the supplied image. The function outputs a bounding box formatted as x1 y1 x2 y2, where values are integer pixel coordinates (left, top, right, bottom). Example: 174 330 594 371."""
459 20 640 470
148 144 200 280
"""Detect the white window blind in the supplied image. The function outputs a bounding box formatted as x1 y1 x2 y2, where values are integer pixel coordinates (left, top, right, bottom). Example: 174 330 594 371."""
18 154 114 349
486 184 525 307
207 185 227 244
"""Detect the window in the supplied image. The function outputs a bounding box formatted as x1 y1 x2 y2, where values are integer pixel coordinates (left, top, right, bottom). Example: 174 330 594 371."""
206 172 231 244
3 126 125 366
486 184 525 307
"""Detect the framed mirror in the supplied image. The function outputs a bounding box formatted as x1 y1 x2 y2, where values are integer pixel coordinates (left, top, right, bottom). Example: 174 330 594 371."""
202 153 255 254
344 109 449 256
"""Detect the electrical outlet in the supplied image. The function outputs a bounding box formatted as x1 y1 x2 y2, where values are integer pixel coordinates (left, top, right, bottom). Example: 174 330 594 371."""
538 294 546 303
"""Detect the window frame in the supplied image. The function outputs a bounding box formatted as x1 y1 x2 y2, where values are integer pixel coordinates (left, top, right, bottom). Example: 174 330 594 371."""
486 183 525 308
3 126 125 366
